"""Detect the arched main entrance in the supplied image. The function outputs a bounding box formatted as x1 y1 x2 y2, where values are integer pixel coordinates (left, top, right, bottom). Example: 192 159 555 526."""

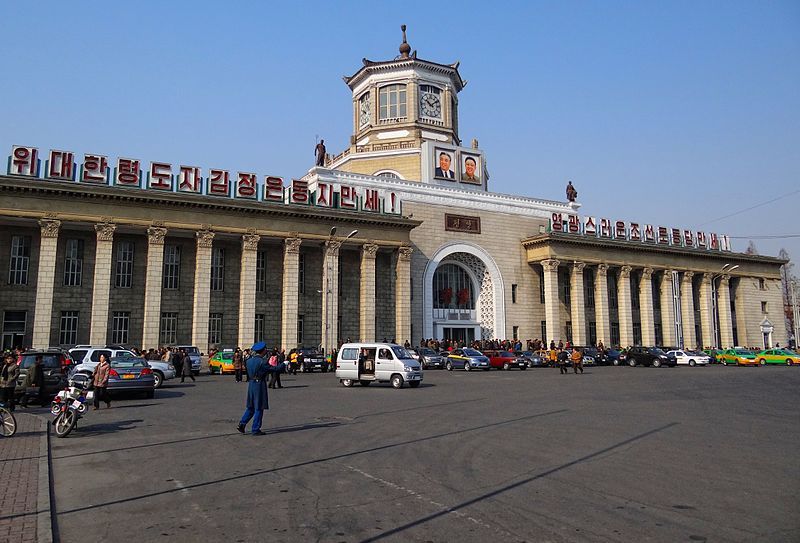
423 242 505 340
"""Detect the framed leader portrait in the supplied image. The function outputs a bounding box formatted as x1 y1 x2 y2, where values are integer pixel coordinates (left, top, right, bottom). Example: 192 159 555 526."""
460 153 481 184
433 149 456 180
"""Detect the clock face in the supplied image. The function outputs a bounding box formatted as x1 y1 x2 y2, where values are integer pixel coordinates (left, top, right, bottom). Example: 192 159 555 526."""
420 92 441 118
359 96 371 127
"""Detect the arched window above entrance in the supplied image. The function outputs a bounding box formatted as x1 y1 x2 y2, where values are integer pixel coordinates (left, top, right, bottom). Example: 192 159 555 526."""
433 263 475 309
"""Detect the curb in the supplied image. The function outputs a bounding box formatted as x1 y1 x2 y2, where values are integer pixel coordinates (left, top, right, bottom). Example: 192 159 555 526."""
32 414 54 543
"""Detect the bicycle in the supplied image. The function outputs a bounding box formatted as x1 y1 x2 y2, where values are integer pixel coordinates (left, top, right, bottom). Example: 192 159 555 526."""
0 403 17 437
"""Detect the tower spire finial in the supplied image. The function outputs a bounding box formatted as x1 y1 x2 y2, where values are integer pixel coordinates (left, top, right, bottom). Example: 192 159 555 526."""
399 24 411 59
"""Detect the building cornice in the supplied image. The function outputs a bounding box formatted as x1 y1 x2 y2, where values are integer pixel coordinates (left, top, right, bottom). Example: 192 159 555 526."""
344 57 466 93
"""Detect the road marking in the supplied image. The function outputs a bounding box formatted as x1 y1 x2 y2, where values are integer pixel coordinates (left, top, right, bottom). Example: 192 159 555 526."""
344 465 518 541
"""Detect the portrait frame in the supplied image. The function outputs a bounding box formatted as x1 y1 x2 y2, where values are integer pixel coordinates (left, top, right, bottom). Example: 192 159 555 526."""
433 148 456 181
459 152 481 185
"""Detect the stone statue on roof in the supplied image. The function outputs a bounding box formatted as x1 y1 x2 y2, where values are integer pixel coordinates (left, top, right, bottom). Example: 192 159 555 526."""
566 181 578 202
315 139 326 167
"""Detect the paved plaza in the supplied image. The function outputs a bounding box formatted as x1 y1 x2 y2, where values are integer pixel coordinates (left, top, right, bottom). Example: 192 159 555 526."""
18 366 800 542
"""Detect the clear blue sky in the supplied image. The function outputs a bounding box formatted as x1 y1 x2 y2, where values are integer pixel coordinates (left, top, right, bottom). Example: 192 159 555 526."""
1 1 798 261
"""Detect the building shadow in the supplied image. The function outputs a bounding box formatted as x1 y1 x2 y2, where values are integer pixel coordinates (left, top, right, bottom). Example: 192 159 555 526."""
67 418 144 437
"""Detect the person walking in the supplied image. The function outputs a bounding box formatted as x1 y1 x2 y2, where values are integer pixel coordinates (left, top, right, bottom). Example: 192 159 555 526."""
233 348 244 383
571 348 584 374
1 352 20 411
237 341 283 436
21 354 47 407
558 349 570 375
92 354 111 409
181 349 195 383
267 349 282 389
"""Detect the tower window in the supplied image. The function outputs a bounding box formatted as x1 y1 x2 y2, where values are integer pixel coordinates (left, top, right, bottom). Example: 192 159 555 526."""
379 84 407 120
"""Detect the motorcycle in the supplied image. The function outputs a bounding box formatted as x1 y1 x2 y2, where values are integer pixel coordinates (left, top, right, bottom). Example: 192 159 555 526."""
51 377 91 438
51 376 94 416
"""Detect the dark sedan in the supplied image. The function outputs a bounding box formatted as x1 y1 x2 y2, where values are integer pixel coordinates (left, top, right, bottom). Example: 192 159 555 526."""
515 351 547 368
108 357 156 398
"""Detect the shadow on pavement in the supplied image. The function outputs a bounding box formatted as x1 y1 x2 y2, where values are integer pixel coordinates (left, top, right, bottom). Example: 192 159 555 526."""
69 418 144 437
353 397 485 420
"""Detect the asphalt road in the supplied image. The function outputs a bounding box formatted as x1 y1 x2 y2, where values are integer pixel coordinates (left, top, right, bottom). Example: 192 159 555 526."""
49 365 800 543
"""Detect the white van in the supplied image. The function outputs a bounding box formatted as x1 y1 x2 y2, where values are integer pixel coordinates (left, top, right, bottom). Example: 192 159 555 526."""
335 343 423 389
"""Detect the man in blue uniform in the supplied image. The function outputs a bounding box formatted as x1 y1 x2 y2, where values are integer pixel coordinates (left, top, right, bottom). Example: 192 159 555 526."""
237 341 283 436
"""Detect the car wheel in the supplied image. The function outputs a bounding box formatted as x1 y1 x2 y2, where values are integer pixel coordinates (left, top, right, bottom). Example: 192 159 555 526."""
341 379 353 387
502 362 510 370
613 359 620 366
359 380 371 387
391 375 404 389
787 359 793 366
759 359 766 365
463 362 471 372
521 365 527 371
688 360 695 367
653 359 662 368
153 371 163 389
409 381 421 388
446 361 453 371
628 359 636 367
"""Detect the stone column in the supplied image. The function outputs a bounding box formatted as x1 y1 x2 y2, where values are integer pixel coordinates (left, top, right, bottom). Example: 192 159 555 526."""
541 259 560 344
639 267 655 346
89 222 117 345
594 264 610 346
395 245 413 345
699 273 714 348
280 236 302 350
321 238 342 353
617 266 634 347
32 218 61 348
569 261 587 345
141 226 166 349
681 271 697 349
359 242 379 342
659 270 677 347
717 274 734 348
191 229 215 351
238 232 260 348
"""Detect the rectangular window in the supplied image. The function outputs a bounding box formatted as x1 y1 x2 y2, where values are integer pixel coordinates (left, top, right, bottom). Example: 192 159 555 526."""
633 322 642 345
512 325 519 340
115 241 134 288
512 284 518 304
539 270 545 304
610 322 620 347
163 245 181 289
298 253 305 294
211 247 225 291
9 236 31 285
585 274 595 309
297 314 304 345
111 311 130 344
761 301 767 313
565 321 573 343
63 239 84 287
2 311 27 350
588 322 597 346
758 278 766 290
208 313 223 345
541 320 547 342
256 251 267 293
255 314 265 343
160 312 178 345
59 311 78 345
608 274 618 310
561 273 571 305
631 276 640 310
379 84 407 120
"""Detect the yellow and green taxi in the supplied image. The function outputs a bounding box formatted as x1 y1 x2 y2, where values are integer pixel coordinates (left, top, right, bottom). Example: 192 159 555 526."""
718 348 758 366
754 349 800 366
208 349 237 374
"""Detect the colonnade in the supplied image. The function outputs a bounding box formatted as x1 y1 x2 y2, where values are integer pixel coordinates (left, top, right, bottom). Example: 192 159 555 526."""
29 218 412 351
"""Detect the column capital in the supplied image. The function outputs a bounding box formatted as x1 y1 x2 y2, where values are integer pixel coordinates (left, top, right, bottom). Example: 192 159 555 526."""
147 226 167 246
361 242 379 259
641 267 654 280
701 272 713 285
196 229 215 248
572 261 586 272
596 263 609 277
683 270 695 281
38 218 61 238
325 238 342 257
541 259 560 272
284 236 302 254
398 245 413 262
94 221 117 242
241 233 261 251
719 273 731 285
619 265 632 278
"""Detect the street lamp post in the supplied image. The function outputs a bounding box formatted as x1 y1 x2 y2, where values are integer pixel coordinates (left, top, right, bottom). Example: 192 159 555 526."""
791 279 799 350
711 264 739 349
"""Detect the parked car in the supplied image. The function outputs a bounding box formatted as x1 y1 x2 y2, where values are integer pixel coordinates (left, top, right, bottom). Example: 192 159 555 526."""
106 357 156 398
598 348 623 366
13 348 75 401
414 347 445 369
297 348 328 372
484 350 527 370
703 349 722 364
666 350 710 366
571 346 597 366
620 346 677 367
753 349 800 366
718 349 758 366
175 345 202 374
445 348 490 371
69 346 136 366
209 349 237 374
515 350 547 368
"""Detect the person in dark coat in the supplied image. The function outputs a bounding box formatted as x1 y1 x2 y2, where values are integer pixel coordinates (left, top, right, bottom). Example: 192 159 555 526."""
21 354 47 407
237 342 284 436
181 350 195 383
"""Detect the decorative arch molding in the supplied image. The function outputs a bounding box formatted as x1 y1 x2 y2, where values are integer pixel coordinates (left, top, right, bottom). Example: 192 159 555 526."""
423 242 506 339
373 169 404 180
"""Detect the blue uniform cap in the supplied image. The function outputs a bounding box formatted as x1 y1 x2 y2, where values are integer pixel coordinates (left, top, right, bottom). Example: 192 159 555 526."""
251 341 267 352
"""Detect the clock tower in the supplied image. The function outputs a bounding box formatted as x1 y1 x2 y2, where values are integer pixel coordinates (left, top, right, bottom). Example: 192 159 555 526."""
327 26 473 183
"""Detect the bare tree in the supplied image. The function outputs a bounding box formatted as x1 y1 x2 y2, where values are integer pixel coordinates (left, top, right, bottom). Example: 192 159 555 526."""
779 248 795 341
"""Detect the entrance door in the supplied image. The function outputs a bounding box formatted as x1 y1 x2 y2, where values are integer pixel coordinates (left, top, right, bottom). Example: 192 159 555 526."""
443 327 475 344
